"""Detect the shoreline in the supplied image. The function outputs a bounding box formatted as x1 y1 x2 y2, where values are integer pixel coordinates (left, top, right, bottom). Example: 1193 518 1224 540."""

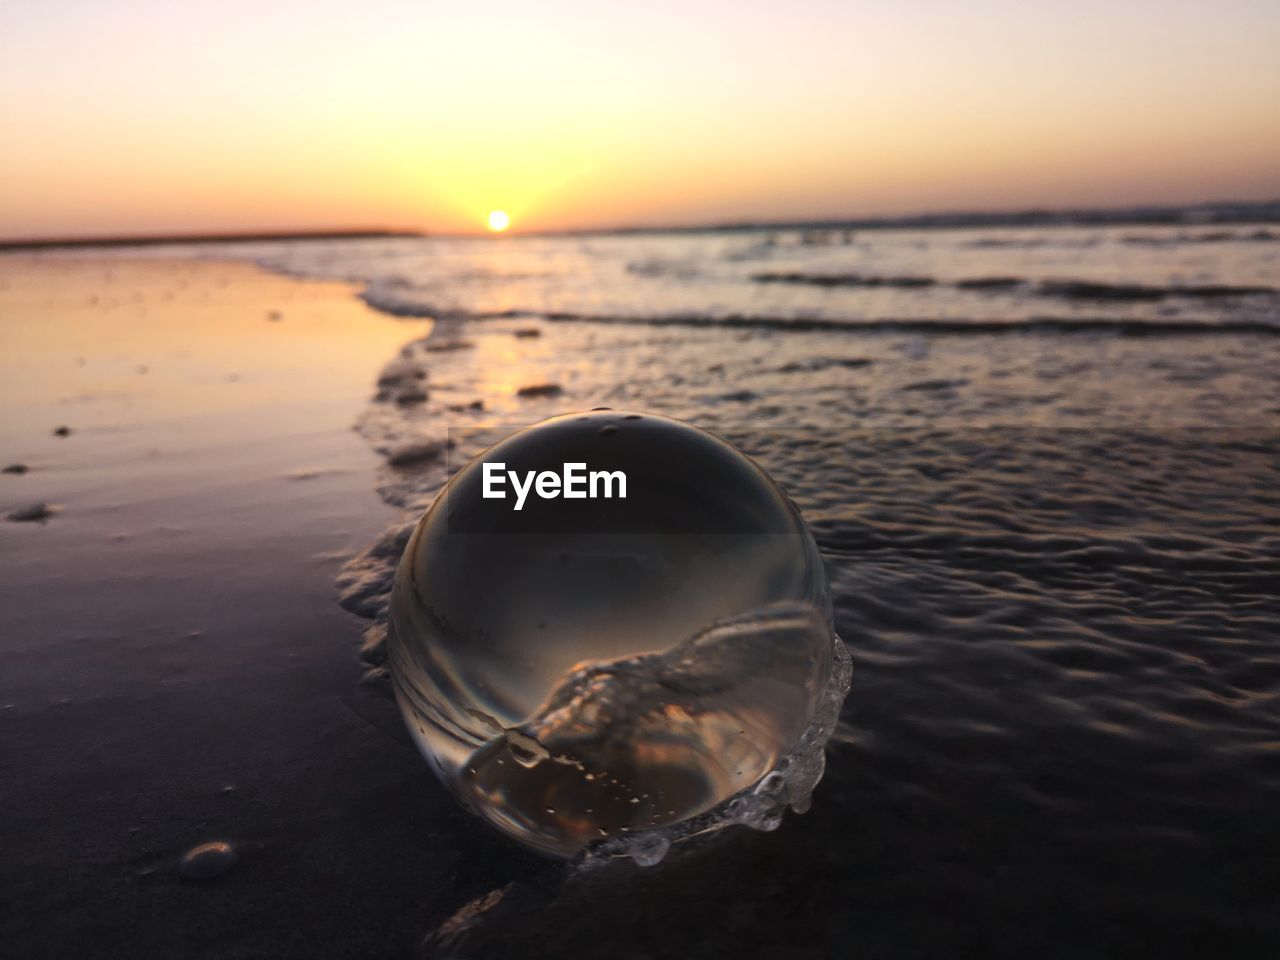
0 229 423 252
0 256 484 957
3 198 1276 250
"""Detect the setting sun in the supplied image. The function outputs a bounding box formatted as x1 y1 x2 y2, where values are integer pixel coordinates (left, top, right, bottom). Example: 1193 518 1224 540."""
487 210 511 232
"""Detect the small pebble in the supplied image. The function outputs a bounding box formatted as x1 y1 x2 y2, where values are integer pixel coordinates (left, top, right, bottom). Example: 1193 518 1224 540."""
178 841 238 880
53 426 71 437
516 383 563 398
2 463 28 475
394 387 428 405
7 502 55 522
387 440 449 468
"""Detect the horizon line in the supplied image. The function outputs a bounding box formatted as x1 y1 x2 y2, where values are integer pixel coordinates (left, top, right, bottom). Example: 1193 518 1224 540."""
3 197 1278 250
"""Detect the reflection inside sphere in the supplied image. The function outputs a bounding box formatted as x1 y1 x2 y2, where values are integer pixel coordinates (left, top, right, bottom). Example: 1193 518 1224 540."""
388 410 843 859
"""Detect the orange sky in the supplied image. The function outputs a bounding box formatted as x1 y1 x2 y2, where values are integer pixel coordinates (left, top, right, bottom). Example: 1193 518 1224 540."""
1 0 1278 238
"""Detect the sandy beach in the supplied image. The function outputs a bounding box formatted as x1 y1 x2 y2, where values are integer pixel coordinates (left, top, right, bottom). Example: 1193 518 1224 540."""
0 257 483 956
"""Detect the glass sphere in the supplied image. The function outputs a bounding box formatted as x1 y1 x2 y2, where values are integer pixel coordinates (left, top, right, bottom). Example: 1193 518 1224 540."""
388 410 839 859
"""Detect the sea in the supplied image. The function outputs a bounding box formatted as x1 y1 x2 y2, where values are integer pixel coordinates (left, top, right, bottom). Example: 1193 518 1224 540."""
122 204 1280 954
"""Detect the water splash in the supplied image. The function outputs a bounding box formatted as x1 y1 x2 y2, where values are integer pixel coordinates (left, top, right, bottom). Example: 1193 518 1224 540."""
445 602 844 860
584 626 852 867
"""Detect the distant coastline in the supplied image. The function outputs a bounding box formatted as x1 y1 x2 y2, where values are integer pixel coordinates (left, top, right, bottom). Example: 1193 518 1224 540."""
3 199 1278 249
595 198 1280 237
0 228 424 252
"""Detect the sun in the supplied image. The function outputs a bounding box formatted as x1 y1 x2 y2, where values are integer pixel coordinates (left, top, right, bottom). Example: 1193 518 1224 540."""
487 210 511 232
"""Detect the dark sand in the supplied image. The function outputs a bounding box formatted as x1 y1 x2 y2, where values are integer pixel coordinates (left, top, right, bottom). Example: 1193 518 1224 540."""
0 259 512 957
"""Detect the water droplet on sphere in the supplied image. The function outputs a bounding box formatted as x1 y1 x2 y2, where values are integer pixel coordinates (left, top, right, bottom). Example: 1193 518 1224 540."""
388 411 848 862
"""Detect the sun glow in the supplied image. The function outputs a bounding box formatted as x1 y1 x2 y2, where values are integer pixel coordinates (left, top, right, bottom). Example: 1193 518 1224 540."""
2 4 1278 239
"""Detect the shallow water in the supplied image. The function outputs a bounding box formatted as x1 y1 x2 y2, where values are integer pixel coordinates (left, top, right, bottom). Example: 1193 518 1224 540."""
69 220 1276 953
276 219 1280 951
230 221 1280 332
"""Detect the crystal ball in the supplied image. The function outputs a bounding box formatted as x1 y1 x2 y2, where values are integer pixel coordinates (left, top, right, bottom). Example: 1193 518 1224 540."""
388 410 843 860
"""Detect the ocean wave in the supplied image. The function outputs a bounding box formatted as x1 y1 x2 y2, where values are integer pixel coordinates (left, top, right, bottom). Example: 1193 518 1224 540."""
625 258 701 278
958 224 1278 250
962 236 1112 249
357 285 1280 336
1036 280 1275 301
956 277 1022 290
359 286 538 320
556 313 1280 336
753 272 936 288
1121 228 1279 246
749 271 1276 303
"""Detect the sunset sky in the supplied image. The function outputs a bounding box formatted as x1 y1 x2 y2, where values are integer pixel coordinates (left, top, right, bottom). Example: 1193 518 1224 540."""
2 0 1278 238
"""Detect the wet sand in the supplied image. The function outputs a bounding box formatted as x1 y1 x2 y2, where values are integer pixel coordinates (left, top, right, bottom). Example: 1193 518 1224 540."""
0 258 517 957
3 253 1278 959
